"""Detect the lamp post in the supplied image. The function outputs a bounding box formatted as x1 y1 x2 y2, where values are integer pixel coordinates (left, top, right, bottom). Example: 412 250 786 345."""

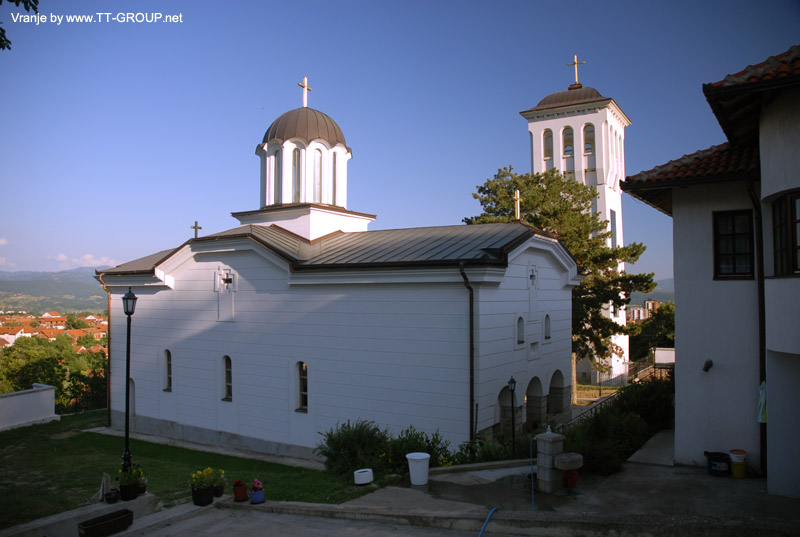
121 287 137 472
508 376 517 450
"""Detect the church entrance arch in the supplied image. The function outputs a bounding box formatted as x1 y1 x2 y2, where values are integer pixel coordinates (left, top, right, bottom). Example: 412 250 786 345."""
525 377 546 431
496 384 522 437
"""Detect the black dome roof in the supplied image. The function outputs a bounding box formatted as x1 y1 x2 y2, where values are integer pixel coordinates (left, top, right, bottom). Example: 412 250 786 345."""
521 85 611 115
263 107 347 147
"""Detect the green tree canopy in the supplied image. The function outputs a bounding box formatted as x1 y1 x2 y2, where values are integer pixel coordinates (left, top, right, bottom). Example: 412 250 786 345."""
465 166 656 362
629 302 675 361
0 0 39 50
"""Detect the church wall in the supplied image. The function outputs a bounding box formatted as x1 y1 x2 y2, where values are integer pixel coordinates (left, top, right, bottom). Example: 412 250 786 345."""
672 182 761 468
473 249 573 433
109 249 475 453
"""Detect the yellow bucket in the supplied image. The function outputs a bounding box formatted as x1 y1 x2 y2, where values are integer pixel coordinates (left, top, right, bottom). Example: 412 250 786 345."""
730 449 747 478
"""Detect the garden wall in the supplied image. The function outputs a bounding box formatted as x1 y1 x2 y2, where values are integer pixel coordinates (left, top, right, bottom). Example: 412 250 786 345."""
0 383 60 431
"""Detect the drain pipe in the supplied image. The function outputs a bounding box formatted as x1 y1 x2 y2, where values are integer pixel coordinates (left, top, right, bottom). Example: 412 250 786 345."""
459 261 476 442
747 180 767 475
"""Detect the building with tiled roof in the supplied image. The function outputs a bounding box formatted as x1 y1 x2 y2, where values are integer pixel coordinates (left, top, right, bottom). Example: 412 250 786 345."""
622 44 800 499
97 79 582 461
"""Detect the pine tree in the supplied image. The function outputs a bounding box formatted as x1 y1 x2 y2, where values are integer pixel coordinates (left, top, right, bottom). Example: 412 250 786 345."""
465 166 655 363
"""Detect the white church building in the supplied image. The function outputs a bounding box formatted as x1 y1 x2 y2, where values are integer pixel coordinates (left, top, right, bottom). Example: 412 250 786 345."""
98 80 581 458
520 57 632 385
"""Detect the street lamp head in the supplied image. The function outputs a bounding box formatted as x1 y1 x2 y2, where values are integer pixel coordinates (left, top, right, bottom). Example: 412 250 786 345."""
508 376 516 393
122 287 138 316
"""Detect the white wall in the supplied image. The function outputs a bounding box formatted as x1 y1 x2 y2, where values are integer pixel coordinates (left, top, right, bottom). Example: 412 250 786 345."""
0 383 60 431
672 183 761 467
767 350 800 498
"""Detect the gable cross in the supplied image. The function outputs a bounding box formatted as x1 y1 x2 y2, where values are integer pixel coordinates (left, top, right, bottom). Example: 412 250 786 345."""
191 221 202 239
298 76 312 108
567 54 586 85
513 190 522 220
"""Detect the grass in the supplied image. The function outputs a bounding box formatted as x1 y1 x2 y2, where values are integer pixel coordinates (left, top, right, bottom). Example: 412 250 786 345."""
0 411 371 530
575 384 620 402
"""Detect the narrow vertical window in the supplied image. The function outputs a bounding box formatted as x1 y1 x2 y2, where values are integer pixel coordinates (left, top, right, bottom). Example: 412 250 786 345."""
292 148 301 203
223 355 232 401
273 150 282 205
313 149 323 203
563 127 574 156
583 124 594 154
773 193 800 275
544 314 551 340
543 130 553 159
516 317 525 345
297 361 308 411
610 209 618 248
332 152 338 206
714 210 754 278
164 350 172 392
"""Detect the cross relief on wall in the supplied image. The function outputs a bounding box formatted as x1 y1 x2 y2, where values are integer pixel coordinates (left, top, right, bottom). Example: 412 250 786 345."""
214 267 238 322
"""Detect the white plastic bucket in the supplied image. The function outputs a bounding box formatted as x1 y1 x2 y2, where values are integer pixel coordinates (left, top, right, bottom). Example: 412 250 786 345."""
406 452 431 485
353 468 373 485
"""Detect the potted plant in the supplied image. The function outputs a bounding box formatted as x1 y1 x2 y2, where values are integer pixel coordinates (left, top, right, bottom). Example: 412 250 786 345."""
189 467 215 506
117 466 140 501
232 478 248 502
250 478 264 504
213 468 226 497
134 464 147 495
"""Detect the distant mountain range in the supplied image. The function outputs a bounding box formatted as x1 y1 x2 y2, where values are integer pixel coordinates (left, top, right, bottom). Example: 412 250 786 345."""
631 278 674 305
0 267 109 313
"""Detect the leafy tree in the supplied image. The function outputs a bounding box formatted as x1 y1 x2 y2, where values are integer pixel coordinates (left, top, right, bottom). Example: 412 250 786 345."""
0 0 39 50
76 334 97 348
66 314 90 330
629 302 675 361
465 167 655 363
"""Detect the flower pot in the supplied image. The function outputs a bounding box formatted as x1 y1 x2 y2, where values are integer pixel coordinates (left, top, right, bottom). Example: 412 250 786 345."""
250 489 264 504
191 485 214 506
119 483 139 501
104 490 120 504
137 483 147 495
213 484 224 497
232 484 248 502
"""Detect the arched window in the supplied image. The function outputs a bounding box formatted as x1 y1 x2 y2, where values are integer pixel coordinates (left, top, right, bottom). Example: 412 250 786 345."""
313 149 323 203
332 152 338 206
544 314 551 340
273 150 282 204
516 316 525 345
222 356 232 401
563 128 574 156
164 349 172 392
297 361 308 411
583 125 594 154
543 130 553 159
292 148 302 203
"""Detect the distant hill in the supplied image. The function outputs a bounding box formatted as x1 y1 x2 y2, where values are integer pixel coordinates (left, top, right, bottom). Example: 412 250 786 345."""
630 278 674 306
0 267 108 313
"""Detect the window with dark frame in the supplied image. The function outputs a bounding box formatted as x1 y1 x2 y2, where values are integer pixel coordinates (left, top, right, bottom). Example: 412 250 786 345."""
773 192 800 275
223 356 232 401
713 210 754 279
165 349 172 392
297 362 308 411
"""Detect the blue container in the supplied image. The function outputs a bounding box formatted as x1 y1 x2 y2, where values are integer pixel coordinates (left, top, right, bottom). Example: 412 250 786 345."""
704 451 731 477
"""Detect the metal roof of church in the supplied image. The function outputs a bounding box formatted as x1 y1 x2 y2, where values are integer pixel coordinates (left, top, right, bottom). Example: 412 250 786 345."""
262 107 348 148
98 222 557 276
520 85 612 115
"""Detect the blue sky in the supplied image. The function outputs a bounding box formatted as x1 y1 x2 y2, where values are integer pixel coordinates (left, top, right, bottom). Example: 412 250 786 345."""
1 0 798 281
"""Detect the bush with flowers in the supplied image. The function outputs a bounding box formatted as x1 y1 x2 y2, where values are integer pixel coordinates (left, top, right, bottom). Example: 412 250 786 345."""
251 478 263 492
118 463 145 486
190 467 215 489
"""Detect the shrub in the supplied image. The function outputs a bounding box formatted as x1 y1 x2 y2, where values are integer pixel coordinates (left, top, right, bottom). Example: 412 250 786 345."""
315 420 390 476
384 426 452 472
453 436 510 465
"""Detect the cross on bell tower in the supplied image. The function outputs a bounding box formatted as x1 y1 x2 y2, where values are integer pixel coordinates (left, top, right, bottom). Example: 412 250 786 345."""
567 54 586 89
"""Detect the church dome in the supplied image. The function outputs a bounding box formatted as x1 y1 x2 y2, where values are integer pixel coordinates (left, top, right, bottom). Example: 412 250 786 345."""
263 107 347 147
527 85 610 112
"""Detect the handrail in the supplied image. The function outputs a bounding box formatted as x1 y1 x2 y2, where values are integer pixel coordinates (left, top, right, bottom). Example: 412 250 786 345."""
557 390 621 435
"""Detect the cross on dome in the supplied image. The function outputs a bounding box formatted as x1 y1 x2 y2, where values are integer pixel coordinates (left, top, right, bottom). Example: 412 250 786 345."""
298 76 312 108
567 54 586 86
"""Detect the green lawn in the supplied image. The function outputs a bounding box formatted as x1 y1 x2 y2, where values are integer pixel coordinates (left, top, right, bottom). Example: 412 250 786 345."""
0 411 370 530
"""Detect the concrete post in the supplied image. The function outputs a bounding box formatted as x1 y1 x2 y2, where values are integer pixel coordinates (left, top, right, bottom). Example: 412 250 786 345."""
534 429 565 493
